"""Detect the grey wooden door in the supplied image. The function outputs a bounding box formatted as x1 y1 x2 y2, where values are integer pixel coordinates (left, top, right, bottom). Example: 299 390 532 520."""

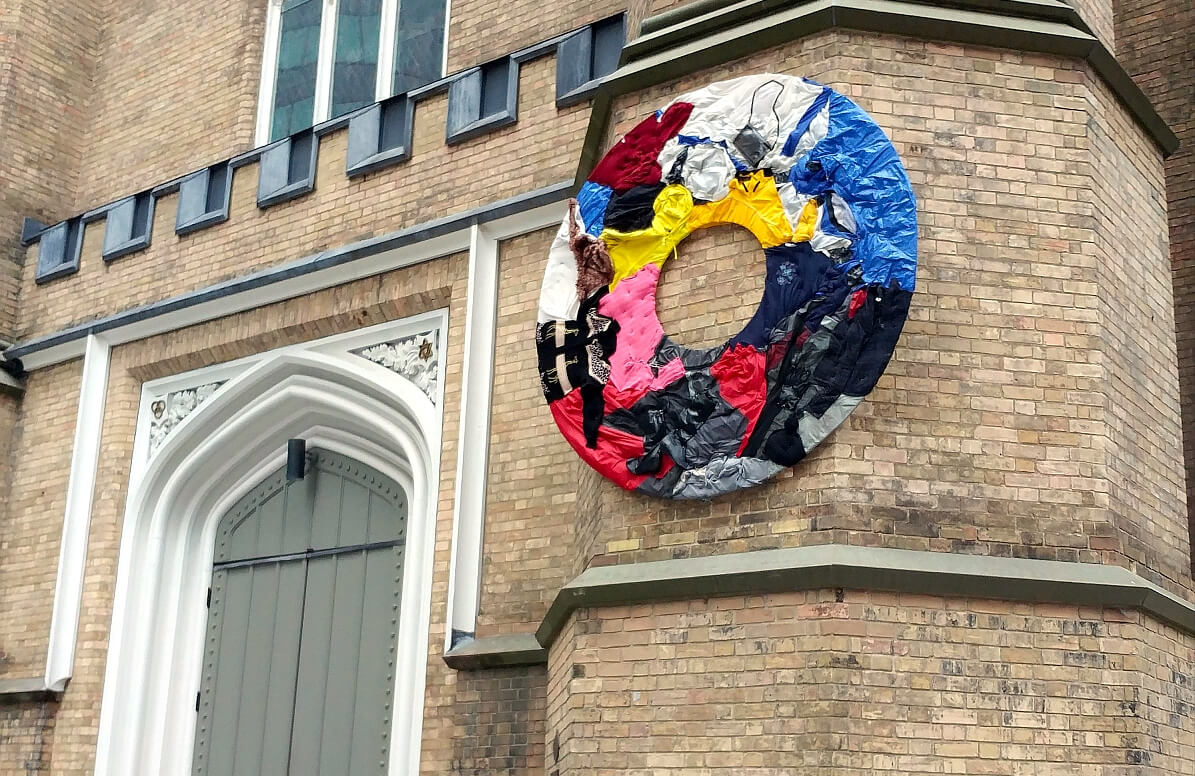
192 449 407 776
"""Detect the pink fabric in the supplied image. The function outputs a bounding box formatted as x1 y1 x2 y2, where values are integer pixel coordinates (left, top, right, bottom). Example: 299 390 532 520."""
598 263 685 399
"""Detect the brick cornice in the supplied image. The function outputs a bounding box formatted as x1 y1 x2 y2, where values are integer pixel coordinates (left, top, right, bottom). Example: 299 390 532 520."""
445 545 1195 669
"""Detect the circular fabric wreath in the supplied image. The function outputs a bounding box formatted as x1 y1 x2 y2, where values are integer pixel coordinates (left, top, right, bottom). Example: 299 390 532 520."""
535 74 917 500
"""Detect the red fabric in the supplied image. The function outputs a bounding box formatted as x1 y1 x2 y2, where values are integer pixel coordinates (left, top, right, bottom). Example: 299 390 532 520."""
710 345 768 456
587 102 694 193
550 389 674 490
848 287 868 319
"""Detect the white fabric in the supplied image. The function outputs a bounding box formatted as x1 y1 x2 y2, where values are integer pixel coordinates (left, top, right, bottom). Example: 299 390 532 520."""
829 191 857 232
777 181 812 233
777 182 856 256
660 74 829 175
657 140 736 201
537 209 583 323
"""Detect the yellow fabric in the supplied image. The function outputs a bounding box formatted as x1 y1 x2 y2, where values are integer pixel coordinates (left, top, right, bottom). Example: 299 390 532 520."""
688 170 793 248
793 197 818 243
601 184 695 288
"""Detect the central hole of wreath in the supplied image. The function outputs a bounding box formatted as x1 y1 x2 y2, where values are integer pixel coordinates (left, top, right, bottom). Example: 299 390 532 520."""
655 223 767 351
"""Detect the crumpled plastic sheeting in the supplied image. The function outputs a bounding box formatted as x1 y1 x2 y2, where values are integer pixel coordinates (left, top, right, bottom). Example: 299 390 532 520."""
537 74 917 500
785 91 917 291
637 454 785 500
663 74 828 173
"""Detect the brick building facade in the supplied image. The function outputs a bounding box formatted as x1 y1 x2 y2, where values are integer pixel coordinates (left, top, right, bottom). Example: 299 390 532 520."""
0 0 1192 773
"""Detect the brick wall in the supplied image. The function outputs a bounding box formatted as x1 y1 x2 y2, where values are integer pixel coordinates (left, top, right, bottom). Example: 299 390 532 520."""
1087 71 1188 587
71 0 267 209
0 362 81 680
547 590 1195 773
446 0 629 71
564 32 1190 596
0 699 55 775
480 227 582 636
1115 0 1195 567
452 666 547 775
0 0 104 340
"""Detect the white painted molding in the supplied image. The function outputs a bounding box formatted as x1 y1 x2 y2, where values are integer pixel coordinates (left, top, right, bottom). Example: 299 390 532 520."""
44 334 111 691
93 315 445 776
17 227 471 371
375 0 399 100
312 0 339 125
444 203 563 649
444 224 498 647
254 0 283 147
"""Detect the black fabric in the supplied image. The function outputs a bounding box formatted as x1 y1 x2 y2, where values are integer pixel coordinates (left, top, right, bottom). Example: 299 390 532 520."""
602 183 666 233
732 242 836 349
535 288 619 447
604 370 748 474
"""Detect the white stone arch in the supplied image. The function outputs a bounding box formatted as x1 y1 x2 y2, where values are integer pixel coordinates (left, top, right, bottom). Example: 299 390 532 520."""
94 347 442 776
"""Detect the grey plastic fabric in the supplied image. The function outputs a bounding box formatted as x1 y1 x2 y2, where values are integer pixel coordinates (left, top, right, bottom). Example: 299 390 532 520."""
654 454 785 500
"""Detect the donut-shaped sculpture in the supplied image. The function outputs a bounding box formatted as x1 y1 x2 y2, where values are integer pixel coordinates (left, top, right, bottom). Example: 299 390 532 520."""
536 74 917 500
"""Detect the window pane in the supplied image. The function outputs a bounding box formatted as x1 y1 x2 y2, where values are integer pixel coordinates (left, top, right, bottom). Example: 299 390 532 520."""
271 0 323 141
330 0 381 118
393 0 446 96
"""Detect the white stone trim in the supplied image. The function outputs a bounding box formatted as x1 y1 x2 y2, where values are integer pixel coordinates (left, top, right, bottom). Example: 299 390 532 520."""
312 0 339 124
375 0 399 100
17 228 471 371
94 314 445 776
43 334 110 691
254 0 284 147
443 206 563 650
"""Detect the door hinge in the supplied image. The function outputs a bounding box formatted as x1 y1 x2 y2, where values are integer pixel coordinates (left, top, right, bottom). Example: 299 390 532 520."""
206 587 212 608
195 691 201 712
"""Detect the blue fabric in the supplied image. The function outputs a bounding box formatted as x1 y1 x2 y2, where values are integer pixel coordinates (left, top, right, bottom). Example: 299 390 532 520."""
576 181 613 235
788 93 918 291
730 242 838 348
781 87 831 157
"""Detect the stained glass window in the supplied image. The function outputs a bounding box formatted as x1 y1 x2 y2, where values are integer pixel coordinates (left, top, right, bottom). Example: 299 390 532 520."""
393 0 447 96
264 0 447 142
330 0 382 118
270 0 322 142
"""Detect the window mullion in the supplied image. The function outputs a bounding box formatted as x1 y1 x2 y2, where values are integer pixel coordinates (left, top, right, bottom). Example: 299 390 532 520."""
441 0 451 76
255 0 285 146
312 0 339 123
375 0 398 99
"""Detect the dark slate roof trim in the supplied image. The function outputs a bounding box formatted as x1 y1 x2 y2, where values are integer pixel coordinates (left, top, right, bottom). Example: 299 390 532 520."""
0 678 63 703
4 181 573 361
441 544 1195 670
443 633 547 670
